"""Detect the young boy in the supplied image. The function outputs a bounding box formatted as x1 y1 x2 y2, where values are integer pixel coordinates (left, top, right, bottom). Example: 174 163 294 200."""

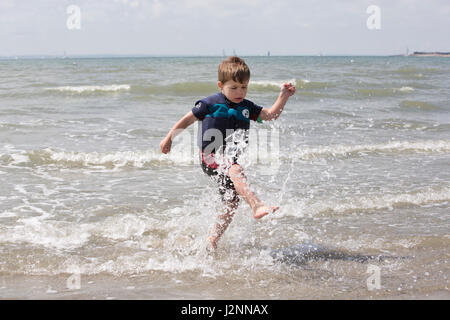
160 56 295 251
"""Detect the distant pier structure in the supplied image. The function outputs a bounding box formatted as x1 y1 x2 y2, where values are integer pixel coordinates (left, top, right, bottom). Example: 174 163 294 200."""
267 51 270 57
410 51 450 57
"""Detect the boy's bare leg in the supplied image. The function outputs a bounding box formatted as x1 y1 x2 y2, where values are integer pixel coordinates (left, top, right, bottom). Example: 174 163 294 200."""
207 200 238 251
228 164 279 219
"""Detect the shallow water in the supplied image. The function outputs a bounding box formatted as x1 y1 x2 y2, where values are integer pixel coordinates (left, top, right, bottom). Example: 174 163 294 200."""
0 56 449 299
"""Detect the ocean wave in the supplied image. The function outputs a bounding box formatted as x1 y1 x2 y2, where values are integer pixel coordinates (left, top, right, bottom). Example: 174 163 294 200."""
391 66 449 79
131 82 217 96
0 220 92 251
0 148 197 169
38 79 312 97
368 119 443 131
290 140 450 160
0 186 448 276
394 66 444 75
43 149 194 168
250 79 297 90
399 100 442 111
0 211 214 275
279 186 450 218
131 79 298 96
46 84 131 94
1 140 449 169
251 79 332 90
397 86 415 92
297 79 333 89
355 86 414 97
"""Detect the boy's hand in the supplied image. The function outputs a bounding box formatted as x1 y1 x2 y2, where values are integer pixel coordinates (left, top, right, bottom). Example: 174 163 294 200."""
160 136 172 154
281 82 296 97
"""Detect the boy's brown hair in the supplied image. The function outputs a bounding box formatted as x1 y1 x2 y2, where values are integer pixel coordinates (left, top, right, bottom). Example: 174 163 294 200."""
218 56 250 84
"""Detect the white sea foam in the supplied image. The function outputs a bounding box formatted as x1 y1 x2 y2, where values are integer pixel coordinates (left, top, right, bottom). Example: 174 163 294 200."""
0 220 92 250
0 187 447 275
397 86 415 92
0 213 152 250
251 79 297 88
96 214 148 240
290 140 450 160
46 84 131 93
0 208 216 275
277 186 450 218
3 139 449 169
10 153 30 164
46 148 195 167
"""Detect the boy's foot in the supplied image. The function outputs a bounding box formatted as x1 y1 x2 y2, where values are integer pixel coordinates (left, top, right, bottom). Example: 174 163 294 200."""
253 204 279 219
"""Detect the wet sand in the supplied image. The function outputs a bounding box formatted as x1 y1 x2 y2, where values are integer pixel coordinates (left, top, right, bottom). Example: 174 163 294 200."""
1 274 449 300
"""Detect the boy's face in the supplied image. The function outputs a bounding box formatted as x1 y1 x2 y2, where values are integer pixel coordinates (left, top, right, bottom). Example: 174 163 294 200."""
218 79 248 104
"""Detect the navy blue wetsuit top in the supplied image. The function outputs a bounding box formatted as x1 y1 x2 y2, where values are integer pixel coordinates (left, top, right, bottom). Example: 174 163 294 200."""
192 92 263 154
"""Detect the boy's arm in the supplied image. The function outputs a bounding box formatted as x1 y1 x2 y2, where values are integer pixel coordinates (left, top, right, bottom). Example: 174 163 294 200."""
259 83 295 121
160 111 197 154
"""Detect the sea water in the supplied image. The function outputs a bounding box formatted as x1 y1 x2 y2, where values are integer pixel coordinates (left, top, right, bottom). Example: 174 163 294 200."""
0 56 449 299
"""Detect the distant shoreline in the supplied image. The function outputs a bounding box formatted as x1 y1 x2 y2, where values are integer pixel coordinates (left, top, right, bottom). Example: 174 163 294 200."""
410 51 450 57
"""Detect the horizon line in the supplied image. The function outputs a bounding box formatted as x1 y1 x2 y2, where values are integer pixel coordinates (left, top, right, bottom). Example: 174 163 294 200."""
0 53 414 59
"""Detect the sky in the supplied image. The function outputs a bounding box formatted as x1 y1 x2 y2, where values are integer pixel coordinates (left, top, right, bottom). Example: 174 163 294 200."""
1 0 449 56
